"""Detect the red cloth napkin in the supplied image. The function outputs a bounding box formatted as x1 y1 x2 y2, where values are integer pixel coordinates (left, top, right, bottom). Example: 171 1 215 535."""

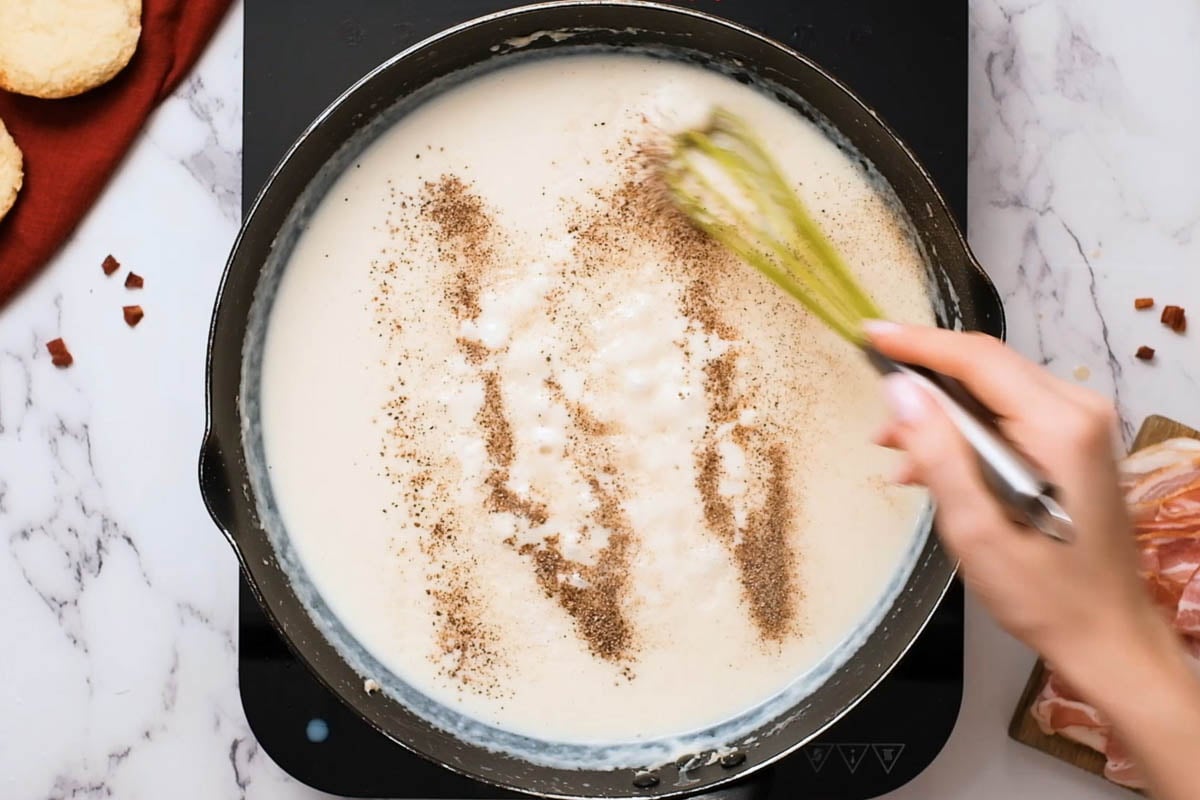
0 0 232 305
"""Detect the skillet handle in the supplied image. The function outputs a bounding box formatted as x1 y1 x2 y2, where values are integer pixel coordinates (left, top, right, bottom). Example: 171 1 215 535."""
198 432 238 544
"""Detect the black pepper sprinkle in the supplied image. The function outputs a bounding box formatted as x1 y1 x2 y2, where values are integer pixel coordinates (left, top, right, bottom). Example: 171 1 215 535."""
362 129 819 697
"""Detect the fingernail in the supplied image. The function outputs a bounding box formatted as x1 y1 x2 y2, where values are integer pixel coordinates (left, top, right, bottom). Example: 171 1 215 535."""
863 319 902 338
883 373 928 423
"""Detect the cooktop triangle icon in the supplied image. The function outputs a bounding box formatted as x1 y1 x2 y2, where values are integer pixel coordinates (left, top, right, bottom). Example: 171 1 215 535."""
803 744 833 773
872 743 905 774
837 744 870 773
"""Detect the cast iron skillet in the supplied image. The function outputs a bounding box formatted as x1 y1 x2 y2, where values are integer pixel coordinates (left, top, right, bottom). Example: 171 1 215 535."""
200 2 1004 798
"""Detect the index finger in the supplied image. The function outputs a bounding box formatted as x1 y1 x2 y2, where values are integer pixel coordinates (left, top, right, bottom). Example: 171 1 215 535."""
864 321 1062 418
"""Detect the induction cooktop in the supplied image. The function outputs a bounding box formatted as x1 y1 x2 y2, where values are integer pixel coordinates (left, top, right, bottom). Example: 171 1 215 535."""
240 2 966 797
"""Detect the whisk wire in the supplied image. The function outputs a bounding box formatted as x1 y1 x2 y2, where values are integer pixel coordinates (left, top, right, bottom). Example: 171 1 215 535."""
669 156 863 343
713 110 883 324
665 108 885 343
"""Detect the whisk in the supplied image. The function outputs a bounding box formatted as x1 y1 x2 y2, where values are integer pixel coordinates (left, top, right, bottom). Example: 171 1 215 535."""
662 108 1074 543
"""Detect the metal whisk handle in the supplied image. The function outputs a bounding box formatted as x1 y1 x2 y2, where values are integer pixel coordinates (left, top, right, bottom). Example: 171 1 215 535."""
865 347 1075 543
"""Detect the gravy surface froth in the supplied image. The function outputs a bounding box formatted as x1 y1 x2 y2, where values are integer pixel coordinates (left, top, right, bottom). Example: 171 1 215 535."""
259 53 935 744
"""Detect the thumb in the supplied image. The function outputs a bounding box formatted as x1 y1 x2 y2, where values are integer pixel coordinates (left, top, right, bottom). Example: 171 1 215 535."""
882 373 1011 553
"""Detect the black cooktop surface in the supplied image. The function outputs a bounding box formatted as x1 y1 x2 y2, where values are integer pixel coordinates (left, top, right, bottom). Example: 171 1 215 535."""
240 2 966 797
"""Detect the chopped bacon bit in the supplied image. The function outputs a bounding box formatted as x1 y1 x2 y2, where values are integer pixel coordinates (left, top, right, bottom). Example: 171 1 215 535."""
1161 305 1186 333
46 338 73 367
1134 297 1154 310
1135 346 1155 360
123 305 144 327
124 272 143 289
102 254 120 275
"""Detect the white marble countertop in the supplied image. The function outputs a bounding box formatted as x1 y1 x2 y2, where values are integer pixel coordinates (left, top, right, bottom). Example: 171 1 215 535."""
2 1 1196 797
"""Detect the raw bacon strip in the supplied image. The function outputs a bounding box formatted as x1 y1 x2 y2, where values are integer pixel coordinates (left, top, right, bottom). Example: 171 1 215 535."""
1031 673 1111 753
1159 490 1200 529
1131 485 1200 537
1120 439 1200 490
1143 574 1185 613
1176 572 1200 636
1034 436 1200 788
1125 455 1200 506
1131 484 1200 520
1103 735 1146 790
1155 539 1200 587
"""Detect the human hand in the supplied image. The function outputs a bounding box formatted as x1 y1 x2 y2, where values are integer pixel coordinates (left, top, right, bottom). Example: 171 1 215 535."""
865 321 1170 696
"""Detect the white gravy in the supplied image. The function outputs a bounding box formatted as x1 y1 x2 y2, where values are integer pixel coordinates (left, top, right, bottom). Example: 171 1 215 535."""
259 53 935 746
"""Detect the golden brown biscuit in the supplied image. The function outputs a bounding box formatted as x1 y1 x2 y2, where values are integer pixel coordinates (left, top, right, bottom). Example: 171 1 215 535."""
0 116 22 222
0 0 142 99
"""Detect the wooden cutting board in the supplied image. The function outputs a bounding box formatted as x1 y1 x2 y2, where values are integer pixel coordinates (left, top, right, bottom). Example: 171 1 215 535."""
1008 414 1200 789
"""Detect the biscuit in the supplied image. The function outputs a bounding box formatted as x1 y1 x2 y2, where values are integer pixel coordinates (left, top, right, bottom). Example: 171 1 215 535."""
0 117 21 223
0 0 142 99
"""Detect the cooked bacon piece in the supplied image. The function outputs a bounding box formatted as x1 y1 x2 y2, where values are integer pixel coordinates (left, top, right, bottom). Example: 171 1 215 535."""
45 337 73 367
1161 305 1186 333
